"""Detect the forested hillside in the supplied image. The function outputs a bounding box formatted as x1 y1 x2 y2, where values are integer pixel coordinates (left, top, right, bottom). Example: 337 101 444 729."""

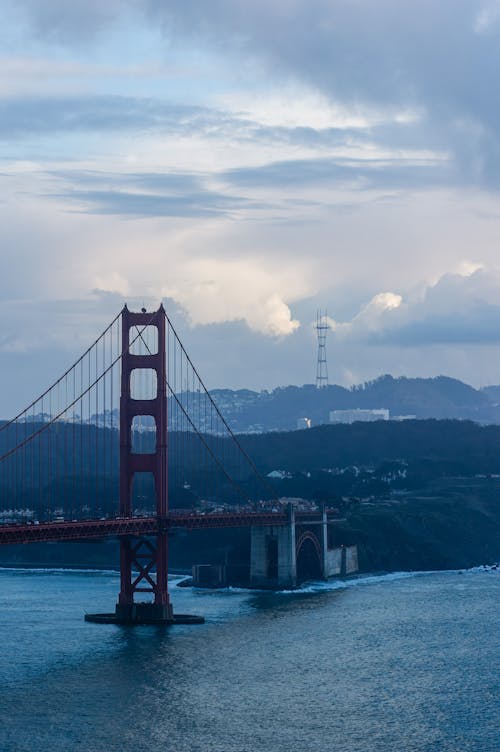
1 418 499 573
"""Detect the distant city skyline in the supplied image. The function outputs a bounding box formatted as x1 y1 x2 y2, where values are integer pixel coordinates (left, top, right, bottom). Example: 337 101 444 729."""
2 2 500 415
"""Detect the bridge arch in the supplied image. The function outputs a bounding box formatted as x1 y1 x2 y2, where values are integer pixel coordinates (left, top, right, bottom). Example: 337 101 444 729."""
295 530 322 583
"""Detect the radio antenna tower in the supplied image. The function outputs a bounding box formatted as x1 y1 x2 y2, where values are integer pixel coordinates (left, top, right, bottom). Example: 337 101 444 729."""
315 309 329 389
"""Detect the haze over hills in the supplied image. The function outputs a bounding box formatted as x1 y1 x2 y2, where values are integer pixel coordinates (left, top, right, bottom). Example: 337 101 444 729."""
211 375 500 432
11 374 500 434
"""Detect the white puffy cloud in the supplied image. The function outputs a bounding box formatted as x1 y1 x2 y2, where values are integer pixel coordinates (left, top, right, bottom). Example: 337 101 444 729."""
328 266 500 347
330 292 403 338
161 256 305 336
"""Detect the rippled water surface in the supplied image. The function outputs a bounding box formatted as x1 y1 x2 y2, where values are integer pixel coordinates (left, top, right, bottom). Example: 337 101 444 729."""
0 567 498 751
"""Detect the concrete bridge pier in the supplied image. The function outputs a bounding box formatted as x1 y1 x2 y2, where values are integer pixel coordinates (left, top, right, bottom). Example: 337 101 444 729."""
250 504 297 588
321 508 343 579
250 505 359 588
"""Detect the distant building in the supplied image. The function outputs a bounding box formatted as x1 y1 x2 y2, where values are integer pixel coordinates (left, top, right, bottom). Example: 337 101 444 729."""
296 417 312 430
392 415 417 421
329 408 390 424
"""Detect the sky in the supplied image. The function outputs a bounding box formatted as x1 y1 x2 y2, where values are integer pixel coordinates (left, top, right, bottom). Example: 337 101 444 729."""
2 0 500 415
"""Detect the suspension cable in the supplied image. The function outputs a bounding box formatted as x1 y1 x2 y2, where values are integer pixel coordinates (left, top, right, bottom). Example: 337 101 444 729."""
0 311 122 433
164 311 279 500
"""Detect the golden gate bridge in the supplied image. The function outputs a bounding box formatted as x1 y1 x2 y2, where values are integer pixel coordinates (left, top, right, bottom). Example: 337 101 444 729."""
0 305 341 624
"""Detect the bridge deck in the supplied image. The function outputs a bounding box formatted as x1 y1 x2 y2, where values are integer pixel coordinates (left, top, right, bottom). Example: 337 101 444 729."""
0 510 339 545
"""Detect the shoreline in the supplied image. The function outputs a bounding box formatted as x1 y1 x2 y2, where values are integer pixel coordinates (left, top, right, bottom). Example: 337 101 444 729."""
1 562 497 581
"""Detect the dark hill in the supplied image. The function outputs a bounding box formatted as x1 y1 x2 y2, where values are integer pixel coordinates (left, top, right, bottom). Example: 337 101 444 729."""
238 419 500 474
211 376 500 432
1 419 499 573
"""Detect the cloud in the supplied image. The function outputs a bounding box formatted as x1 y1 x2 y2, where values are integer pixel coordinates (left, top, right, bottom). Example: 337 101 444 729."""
0 186 309 346
141 1 500 191
54 188 252 218
43 167 259 218
8 3 500 143
162 256 305 336
0 93 422 163
222 154 451 191
2 96 426 186
4 0 500 411
329 267 500 347
48 169 205 193
6 0 128 45
330 292 403 338
0 96 230 139
214 86 418 131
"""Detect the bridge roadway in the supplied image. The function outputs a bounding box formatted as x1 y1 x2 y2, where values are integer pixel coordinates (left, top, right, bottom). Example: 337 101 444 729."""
0 509 339 545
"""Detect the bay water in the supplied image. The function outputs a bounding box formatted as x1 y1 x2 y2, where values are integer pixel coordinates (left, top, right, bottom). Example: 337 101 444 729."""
0 567 498 751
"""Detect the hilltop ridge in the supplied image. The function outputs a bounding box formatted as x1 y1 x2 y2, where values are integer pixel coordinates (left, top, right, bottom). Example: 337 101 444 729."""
210 375 500 432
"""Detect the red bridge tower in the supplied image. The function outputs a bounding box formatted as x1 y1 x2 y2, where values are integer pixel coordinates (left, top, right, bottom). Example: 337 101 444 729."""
115 304 172 623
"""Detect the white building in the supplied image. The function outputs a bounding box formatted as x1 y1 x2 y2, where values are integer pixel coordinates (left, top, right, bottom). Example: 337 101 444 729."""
329 408 390 424
296 417 312 430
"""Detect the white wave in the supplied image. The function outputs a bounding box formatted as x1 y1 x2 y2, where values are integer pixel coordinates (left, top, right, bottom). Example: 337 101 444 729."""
0 566 119 576
278 564 499 594
465 562 499 574
169 575 190 585
0 567 192 582
277 570 423 595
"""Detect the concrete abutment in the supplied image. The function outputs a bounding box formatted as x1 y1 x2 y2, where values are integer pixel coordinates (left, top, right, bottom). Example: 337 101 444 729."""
249 505 358 588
